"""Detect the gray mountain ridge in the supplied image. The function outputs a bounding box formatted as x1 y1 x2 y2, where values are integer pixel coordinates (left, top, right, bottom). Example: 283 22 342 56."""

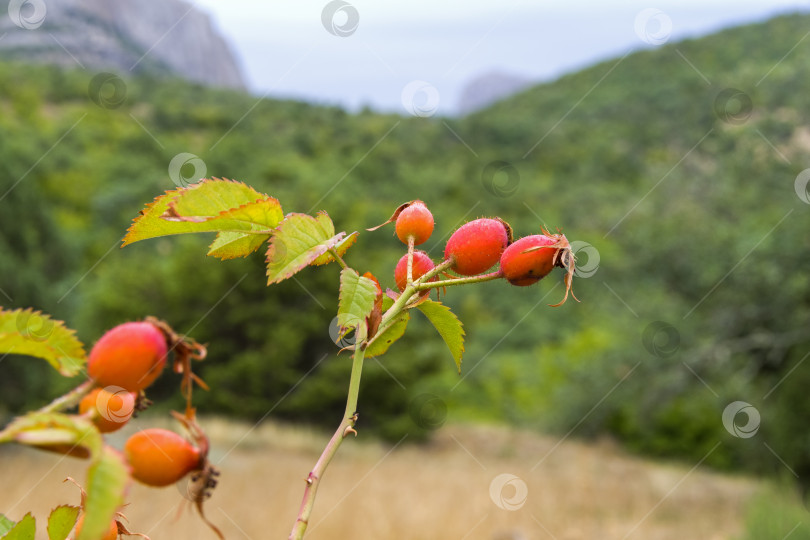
0 0 246 89
457 70 533 115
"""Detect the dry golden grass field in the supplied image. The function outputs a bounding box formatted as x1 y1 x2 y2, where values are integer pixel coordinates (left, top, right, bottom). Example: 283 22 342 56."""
0 418 758 540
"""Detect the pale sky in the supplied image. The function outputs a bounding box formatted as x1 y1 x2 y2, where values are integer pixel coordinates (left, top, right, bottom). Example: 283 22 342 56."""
191 0 810 115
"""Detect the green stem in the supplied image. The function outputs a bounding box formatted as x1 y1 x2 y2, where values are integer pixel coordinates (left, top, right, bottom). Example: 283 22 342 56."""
289 258 501 539
379 260 500 328
0 380 95 444
417 258 454 284
289 342 367 540
38 380 95 414
377 259 452 326
328 247 348 270
379 284 418 328
406 236 415 285
416 269 503 290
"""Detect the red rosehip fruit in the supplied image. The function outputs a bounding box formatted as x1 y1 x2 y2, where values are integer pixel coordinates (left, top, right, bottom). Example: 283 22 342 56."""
124 428 201 487
500 231 578 306
79 387 137 433
395 201 434 246
395 251 436 292
87 322 168 392
444 218 511 276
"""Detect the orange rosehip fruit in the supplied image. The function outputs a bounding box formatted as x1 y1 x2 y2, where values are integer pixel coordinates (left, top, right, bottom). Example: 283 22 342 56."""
394 251 436 292
87 321 168 392
79 387 137 433
124 428 201 487
444 218 511 276
395 201 434 246
75 515 119 540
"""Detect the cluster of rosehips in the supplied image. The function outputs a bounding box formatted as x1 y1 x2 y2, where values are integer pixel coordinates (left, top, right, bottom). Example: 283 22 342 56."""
81 321 215 493
375 200 577 305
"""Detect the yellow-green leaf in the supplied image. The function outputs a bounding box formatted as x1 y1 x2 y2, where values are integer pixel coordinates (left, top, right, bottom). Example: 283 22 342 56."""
337 268 378 337
311 231 359 266
200 197 284 258
266 212 345 284
1 513 34 540
77 446 129 540
0 514 15 536
122 178 275 246
0 412 102 459
47 506 80 540
0 308 85 376
207 230 270 260
417 300 465 373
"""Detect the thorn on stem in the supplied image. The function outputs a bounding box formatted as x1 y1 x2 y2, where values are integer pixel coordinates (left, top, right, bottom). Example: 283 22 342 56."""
343 426 358 438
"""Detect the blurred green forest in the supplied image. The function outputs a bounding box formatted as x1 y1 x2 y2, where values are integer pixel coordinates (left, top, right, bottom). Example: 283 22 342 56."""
1 13 808 493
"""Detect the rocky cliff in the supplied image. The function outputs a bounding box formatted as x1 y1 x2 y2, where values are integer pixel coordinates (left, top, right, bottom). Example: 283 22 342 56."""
0 0 245 89
457 71 532 115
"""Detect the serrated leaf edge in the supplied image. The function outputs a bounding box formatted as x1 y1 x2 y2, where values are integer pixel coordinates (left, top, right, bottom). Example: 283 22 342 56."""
265 212 343 284
417 300 466 373
122 177 263 246
46 505 80 540
337 268 377 333
0 307 86 376
163 195 282 228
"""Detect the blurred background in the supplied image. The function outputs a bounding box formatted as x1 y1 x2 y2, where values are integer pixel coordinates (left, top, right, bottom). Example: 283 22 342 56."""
1 0 809 538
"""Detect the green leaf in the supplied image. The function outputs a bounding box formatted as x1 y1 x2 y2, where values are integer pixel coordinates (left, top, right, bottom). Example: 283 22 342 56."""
47 506 80 540
197 197 284 259
167 182 278 221
167 191 283 229
417 300 465 373
311 231 359 266
77 447 129 540
122 178 278 246
0 412 102 459
207 230 270 260
266 212 345 284
1 513 34 540
366 296 409 357
0 309 85 376
337 268 378 337
0 515 15 536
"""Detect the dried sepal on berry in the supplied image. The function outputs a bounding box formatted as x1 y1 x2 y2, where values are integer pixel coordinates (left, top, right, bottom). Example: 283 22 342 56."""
366 200 418 231
367 200 434 245
146 317 208 416
170 411 224 540
501 226 578 306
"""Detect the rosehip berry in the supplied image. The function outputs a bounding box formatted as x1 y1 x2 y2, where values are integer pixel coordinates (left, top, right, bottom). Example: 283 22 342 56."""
500 231 577 306
79 387 136 433
395 201 434 246
124 428 201 487
75 515 119 540
444 218 511 276
87 322 168 392
395 251 436 292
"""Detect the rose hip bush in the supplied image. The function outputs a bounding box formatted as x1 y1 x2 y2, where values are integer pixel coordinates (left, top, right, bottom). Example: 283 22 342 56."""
0 179 578 540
